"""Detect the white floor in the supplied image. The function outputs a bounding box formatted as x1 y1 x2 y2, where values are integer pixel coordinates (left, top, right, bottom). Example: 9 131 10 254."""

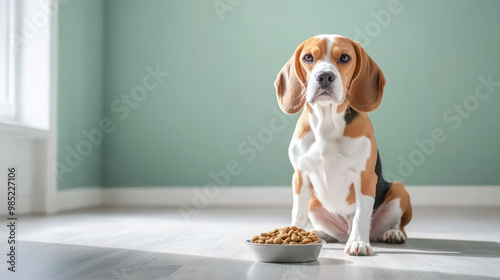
1 206 500 280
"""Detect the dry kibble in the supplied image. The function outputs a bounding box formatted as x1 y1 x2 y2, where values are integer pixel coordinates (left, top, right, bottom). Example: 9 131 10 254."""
278 233 289 239
251 227 323 245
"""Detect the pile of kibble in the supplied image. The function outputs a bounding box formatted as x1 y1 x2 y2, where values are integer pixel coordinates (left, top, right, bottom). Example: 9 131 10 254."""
250 226 323 244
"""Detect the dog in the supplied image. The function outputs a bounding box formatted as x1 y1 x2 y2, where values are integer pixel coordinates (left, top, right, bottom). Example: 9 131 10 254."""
274 34 412 256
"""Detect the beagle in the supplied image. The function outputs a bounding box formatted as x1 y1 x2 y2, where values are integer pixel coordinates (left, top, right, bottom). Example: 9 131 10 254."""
274 34 412 256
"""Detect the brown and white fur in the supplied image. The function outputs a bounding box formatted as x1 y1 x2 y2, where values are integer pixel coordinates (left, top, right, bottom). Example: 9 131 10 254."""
275 34 412 256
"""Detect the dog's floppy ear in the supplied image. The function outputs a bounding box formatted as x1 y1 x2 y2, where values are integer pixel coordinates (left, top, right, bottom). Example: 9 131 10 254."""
348 41 386 113
274 43 306 114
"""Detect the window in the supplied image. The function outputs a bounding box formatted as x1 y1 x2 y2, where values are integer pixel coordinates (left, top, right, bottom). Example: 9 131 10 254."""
0 0 15 121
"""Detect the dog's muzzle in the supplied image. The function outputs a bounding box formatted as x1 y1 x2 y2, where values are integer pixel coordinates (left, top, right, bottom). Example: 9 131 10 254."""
310 70 340 103
316 71 336 88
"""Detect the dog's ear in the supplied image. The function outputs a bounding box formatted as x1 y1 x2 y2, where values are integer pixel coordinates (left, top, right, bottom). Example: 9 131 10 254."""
274 43 306 114
348 41 386 113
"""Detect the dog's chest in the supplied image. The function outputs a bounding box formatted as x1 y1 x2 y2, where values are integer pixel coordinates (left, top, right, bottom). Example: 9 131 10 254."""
290 133 372 214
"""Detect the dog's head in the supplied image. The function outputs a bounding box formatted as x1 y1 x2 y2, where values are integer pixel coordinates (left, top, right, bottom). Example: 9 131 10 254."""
274 34 386 114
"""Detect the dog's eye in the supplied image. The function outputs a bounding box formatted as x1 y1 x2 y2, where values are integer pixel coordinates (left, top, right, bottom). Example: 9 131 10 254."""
303 54 314 63
339 54 351 63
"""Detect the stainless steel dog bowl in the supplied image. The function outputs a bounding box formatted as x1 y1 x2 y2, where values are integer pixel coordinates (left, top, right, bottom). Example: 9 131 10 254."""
245 240 325 263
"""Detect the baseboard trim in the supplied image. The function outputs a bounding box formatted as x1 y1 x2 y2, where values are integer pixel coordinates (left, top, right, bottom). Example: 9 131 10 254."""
406 185 500 207
101 186 292 207
101 185 500 208
57 187 102 212
55 186 500 213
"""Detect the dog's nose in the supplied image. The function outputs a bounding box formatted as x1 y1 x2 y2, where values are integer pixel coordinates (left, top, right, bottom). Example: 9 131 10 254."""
315 71 336 87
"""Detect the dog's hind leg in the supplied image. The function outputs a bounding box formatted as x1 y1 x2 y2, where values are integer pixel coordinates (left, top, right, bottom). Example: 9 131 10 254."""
370 181 412 243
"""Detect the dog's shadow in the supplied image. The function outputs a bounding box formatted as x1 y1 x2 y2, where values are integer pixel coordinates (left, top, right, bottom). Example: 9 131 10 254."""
373 238 500 258
321 238 500 258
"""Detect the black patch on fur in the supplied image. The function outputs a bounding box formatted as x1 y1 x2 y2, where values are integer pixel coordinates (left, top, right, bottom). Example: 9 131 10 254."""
373 150 391 210
344 107 358 124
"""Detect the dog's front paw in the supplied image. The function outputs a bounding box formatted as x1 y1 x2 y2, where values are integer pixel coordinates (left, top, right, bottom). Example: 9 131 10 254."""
383 229 406 244
344 241 373 256
310 229 338 242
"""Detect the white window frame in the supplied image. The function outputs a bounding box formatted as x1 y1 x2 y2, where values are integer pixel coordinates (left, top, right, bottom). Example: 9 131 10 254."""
0 0 53 130
0 0 58 215
0 0 16 121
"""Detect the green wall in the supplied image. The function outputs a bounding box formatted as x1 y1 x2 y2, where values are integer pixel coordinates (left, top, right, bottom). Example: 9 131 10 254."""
58 0 104 189
59 0 500 189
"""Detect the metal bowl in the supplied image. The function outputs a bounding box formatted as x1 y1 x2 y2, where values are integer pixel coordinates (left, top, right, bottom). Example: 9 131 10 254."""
245 240 326 263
